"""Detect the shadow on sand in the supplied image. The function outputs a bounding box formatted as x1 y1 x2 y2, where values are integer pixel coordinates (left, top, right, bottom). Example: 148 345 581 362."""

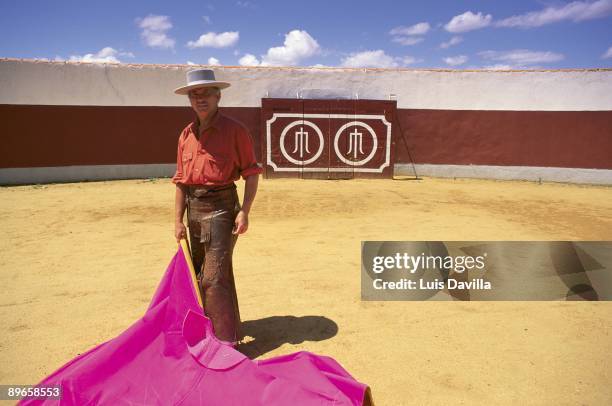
237 315 338 359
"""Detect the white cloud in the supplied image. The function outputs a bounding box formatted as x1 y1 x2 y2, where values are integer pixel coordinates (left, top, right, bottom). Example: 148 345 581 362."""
341 50 399 68
187 31 239 49
65 47 133 63
203 15 211 24
481 64 518 70
400 56 422 65
478 49 564 65
187 61 197 65
236 1 254 7
238 53 261 66
239 30 321 67
389 22 429 46
389 22 430 36
136 15 175 49
208 57 221 65
602 46 612 58
440 36 463 49
340 50 421 68
391 36 424 46
496 0 612 28
443 55 468 66
260 30 320 66
445 11 492 33
137 14 171 31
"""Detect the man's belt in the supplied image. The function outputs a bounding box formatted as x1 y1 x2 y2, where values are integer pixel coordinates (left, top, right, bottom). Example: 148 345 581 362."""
188 183 236 197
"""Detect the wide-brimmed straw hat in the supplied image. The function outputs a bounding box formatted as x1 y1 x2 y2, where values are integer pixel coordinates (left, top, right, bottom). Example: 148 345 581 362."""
174 69 231 95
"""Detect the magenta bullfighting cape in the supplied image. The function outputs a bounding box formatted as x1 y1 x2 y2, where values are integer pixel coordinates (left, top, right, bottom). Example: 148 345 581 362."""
18 243 371 405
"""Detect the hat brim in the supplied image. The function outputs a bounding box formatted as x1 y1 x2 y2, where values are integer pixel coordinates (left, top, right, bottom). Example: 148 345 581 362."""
174 81 231 95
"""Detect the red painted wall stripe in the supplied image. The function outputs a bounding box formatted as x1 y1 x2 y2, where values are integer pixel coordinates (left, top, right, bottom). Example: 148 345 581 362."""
0 105 260 168
1 104 610 170
394 109 612 170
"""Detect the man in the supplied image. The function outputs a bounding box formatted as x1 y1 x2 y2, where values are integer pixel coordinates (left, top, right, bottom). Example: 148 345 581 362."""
172 69 262 347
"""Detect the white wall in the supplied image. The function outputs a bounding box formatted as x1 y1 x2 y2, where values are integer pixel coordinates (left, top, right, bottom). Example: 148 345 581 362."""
1 58 611 111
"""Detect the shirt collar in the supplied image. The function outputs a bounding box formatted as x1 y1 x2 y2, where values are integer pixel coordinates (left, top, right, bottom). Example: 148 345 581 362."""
192 110 222 135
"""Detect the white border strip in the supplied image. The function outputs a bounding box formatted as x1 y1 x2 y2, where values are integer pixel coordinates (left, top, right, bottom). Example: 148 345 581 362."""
0 164 176 185
1 163 610 185
396 164 612 185
266 113 391 173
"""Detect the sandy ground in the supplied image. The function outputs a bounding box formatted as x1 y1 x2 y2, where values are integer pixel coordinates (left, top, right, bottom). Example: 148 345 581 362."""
1 177 611 405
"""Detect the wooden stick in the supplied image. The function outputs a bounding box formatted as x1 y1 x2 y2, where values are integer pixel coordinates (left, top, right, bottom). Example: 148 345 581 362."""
179 238 203 308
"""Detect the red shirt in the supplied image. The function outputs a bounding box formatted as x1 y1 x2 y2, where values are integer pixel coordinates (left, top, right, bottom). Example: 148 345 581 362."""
171 112 263 186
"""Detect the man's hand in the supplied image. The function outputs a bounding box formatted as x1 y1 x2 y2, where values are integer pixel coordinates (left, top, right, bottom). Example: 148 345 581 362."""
233 210 249 235
175 222 187 242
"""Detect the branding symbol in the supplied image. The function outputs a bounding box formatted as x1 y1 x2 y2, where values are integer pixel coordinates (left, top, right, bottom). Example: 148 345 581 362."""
279 120 324 166
292 127 311 158
347 128 364 158
334 121 378 166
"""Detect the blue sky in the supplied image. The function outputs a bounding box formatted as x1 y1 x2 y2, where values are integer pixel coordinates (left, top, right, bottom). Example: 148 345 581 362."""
1 0 611 69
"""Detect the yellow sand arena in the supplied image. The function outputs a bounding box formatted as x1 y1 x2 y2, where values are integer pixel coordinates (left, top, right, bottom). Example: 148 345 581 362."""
1 177 611 405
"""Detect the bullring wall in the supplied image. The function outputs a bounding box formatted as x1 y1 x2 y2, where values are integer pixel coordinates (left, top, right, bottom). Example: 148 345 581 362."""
1 59 610 185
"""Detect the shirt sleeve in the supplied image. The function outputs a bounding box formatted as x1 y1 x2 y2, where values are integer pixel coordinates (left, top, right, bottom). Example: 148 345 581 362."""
236 126 263 180
171 132 185 184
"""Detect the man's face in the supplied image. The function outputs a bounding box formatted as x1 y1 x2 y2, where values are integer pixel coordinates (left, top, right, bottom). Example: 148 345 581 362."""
188 87 221 116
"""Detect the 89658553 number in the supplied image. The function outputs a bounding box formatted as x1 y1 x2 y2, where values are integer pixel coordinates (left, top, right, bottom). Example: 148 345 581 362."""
0 385 62 400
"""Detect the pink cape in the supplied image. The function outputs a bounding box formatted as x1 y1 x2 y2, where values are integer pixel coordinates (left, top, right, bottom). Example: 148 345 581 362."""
19 246 370 405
